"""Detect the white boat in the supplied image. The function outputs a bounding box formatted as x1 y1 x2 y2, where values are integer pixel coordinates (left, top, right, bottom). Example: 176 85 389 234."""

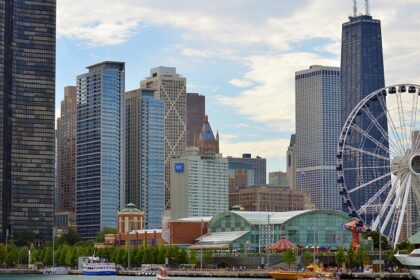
156 267 170 280
394 248 420 279
42 266 69 275
82 255 117 276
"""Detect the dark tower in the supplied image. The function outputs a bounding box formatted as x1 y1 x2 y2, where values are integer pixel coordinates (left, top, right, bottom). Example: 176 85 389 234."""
0 0 56 243
340 7 389 220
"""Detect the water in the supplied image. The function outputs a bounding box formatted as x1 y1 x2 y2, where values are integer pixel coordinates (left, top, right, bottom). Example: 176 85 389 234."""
0 276 267 280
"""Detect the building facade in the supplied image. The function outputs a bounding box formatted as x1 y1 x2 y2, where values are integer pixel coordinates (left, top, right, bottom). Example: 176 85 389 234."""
268 171 289 187
76 61 125 239
295 65 341 210
56 86 77 214
0 0 56 243
117 203 144 234
170 147 229 219
286 134 297 189
125 89 165 229
340 12 388 219
141 67 187 210
227 154 266 186
193 115 219 156
187 93 205 146
229 186 314 212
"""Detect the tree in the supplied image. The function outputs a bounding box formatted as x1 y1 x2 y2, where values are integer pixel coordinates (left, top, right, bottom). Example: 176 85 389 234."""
96 227 117 243
5 241 18 267
65 247 75 267
345 245 354 268
14 230 36 247
188 250 197 265
178 249 188 264
335 247 345 268
355 244 368 268
59 229 82 246
302 250 312 266
203 249 212 265
0 243 6 265
42 247 53 266
283 249 296 270
363 231 389 250
18 246 29 265
143 247 153 264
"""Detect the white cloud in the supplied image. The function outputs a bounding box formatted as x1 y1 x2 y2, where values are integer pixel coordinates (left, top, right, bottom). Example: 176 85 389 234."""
220 134 238 140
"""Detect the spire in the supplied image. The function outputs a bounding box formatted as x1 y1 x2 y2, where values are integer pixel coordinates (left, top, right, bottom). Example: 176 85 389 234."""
365 0 370 15
353 0 357 17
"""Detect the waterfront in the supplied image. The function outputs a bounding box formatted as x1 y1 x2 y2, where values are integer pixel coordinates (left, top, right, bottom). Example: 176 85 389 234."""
0 276 267 280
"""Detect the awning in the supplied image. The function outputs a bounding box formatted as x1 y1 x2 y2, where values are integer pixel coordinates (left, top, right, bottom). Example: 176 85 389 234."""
188 243 230 250
195 231 249 243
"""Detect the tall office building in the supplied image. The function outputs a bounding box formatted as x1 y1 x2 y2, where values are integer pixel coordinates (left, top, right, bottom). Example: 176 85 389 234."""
227 154 266 186
193 115 219 156
125 89 165 229
56 86 77 213
170 147 229 220
286 134 297 189
141 67 187 210
268 171 289 187
295 65 341 210
340 9 388 214
76 62 125 239
187 93 205 146
0 1 56 243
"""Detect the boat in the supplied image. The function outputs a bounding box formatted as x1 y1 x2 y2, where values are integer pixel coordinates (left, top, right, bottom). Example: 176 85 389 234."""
82 255 117 276
394 249 420 279
269 264 335 279
42 266 69 275
156 267 170 280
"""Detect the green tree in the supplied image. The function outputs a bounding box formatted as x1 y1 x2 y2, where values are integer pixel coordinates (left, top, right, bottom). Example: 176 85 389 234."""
42 247 53 266
178 249 188 264
143 247 153 264
96 227 117 243
203 249 212 265
283 249 296 270
302 250 312 266
31 249 39 264
14 230 36 247
0 243 6 265
59 229 82 246
188 250 197 265
156 245 166 264
363 231 389 250
355 244 368 268
345 245 354 268
65 247 74 267
5 241 18 267
134 247 144 266
335 247 345 268
18 246 29 265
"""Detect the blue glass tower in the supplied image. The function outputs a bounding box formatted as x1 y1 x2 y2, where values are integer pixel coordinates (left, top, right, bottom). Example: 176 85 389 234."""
76 61 125 239
125 89 164 229
340 13 389 217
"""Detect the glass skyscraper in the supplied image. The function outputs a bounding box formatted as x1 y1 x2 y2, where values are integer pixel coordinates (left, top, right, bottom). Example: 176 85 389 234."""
0 0 56 243
76 61 125 239
340 13 388 216
125 89 165 229
295 65 341 210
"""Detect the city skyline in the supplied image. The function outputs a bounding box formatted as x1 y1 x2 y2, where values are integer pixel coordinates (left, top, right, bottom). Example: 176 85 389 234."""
55 0 420 174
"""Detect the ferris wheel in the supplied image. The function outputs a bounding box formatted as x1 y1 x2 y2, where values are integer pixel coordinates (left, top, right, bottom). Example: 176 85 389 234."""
337 84 420 246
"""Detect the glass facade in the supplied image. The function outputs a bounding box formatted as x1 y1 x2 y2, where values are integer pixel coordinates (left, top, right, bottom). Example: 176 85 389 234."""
295 66 341 210
209 210 352 251
0 0 56 242
186 93 205 146
340 15 389 218
76 62 125 239
227 155 266 186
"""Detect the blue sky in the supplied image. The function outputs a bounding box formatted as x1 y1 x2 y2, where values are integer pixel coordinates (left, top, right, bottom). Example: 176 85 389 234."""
56 0 420 174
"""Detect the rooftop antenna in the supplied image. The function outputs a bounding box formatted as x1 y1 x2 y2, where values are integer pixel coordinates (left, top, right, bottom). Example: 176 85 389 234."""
352 0 357 17
365 0 370 15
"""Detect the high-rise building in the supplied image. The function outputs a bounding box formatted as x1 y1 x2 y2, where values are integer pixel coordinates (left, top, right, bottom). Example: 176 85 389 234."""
170 147 229 220
76 61 125 239
228 163 254 191
141 67 187 210
295 65 341 210
187 93 205 146
286 134 297 189
193 115 219 156
227 154 266 186
125 89 165 229
340 10 388 215
0 1 56 243
56 86 77 213
268 171 289 187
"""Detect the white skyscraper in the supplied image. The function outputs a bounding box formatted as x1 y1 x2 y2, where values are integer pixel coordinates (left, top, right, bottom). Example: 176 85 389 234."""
295 65 341 210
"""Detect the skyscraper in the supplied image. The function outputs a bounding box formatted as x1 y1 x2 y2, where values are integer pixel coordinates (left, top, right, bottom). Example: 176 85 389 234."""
76 62 125 239
193 115 219 156
340 9 387 214
287 134 297 189
141 67 187 210
227 154 266 186
187 93 205 146
125 89 165 229
0 0 56 243
295 65 341 210
56 86 77 213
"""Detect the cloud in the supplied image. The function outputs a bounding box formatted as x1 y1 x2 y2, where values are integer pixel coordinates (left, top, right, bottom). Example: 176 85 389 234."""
220 138 290 159
219 52 338 131
220 134 238 140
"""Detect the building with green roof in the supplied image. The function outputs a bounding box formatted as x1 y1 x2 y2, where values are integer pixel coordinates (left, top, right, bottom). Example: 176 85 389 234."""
191 209 352 251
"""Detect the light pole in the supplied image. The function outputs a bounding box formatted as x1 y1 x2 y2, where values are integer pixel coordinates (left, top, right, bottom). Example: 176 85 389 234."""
128 220 131 270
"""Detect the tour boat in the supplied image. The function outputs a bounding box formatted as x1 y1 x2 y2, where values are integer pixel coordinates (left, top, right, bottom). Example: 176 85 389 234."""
395 249 420 280
82 255 117 276
42 266 69 275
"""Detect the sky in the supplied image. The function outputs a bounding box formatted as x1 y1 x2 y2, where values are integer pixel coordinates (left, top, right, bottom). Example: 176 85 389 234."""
56 0 420 174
